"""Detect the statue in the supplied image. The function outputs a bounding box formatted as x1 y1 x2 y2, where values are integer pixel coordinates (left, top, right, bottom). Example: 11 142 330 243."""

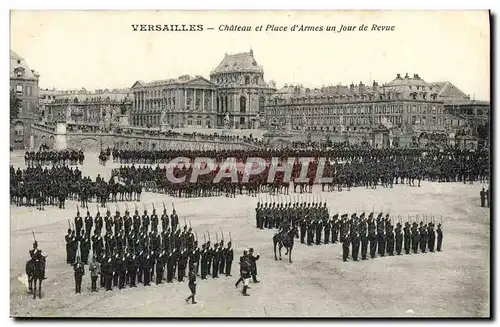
65 105 72 122
224 112 230 129
161 110 168 125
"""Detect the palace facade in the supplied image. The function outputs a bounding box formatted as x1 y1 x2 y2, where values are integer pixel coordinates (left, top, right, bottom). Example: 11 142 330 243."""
130 50 276 129
262 73 484 142
10 50 40 149
45 88 133 130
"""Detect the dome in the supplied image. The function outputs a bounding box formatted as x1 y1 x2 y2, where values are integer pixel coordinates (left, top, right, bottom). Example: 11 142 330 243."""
10 50 39 80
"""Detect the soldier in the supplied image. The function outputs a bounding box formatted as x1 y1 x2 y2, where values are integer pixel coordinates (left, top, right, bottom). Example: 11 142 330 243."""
117 254 127 289
156 250 165 284
403 222 411 255
185 263 198 304
127 251 138 287
395 223 403 255
324 218 331 245
480 188 486 207
386 224 395 256
84 211 93 239
240 257 252 296
94 211 103 234
299 218 307 244
178 248 188 282
486 188 490 208
428 223 436 252
166 249 176 283
436 223 444 252
171 209 179 232
419 224 428 253
73 256 85 294
224 242 234 277
103 255 113 291
219 240 226 275
89 256 101 292
80 236 91 264
315 219 323 245
200 244 208 280
75 211 84 236
143 250 152 286
411 223 420 254
377 225 385 257
211 243 220 279
248 248 260 283
351 230 360 261
65 229 72 264
161 208 169 231
151 208 159 233
342 233 350 262
360 222 369 260
142 210 150 233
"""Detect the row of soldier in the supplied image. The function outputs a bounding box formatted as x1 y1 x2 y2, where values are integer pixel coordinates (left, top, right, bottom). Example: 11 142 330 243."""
24 149 85 167
254 200 444 261
339 213 444 262
67 206 236 293
10 165 142 210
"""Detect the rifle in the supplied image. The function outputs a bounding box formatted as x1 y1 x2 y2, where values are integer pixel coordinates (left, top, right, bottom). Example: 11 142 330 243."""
68 219 71 230
229 232 232 244
195 231 198 243
32 230 36 242
215 231 219 244
221 228 224 243
189 220 192 229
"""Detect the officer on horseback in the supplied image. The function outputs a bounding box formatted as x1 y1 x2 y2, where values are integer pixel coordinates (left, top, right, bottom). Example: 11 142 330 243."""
29 241 47 280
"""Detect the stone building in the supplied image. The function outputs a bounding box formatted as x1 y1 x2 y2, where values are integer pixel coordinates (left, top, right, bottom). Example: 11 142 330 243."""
45 88 133 129
261 73 485 147
130 75 217 129
209 50 276 129
10 50 40 149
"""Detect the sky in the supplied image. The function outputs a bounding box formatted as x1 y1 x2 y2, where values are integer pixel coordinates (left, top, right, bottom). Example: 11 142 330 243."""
10 10 490 100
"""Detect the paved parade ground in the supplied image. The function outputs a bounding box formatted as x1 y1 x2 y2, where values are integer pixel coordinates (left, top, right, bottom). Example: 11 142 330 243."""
9 152 490 317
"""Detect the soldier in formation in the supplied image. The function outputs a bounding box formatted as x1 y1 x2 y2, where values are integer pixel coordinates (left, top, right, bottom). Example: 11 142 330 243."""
64 204 236 294
24 149 85 167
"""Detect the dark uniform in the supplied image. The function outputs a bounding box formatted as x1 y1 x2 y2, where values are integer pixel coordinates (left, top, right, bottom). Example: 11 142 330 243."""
73 258 85 294
185 265 198 304
436 224 443 252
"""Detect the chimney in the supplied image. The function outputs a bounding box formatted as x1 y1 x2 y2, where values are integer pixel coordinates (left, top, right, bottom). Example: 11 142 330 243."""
405 73 409 79
413 74 417 78
396 73 401 79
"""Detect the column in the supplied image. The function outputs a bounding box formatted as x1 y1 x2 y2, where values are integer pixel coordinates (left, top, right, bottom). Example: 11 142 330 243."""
212 90 215 112
184 89 187 109
202 89 205 111
193 89 197 111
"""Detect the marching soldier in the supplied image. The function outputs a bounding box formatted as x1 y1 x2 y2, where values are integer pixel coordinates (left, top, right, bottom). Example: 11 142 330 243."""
248 248 260 283
428 223 436 252
386 224 395 256
161 208 169 231
151 208 159 233
171 209 179 232
351 230 360 261
185 263 198 304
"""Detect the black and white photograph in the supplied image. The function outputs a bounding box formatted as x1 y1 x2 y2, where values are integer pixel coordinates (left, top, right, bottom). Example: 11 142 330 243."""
8 10 491 318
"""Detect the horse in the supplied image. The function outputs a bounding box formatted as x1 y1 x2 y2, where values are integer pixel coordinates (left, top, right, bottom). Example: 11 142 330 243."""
25 257 45 299
273 225 299 263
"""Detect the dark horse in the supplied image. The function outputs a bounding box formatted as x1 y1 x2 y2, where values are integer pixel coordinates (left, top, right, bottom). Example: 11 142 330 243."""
26 257 45 299
273 226 299 263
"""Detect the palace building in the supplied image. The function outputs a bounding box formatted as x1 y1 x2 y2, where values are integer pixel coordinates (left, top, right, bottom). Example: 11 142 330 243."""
10 50 40 149
262 73 484 146
209 50 276 129
45 88 133 130
130 75 217 129
129 50 276 130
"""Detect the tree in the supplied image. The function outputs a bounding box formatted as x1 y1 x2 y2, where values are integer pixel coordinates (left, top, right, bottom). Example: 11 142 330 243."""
10 89 21 121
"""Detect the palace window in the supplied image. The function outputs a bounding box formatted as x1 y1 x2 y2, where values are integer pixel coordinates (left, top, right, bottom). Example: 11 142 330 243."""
245 76 250 85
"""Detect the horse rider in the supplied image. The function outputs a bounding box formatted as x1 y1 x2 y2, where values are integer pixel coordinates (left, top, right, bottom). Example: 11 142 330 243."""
29 241 47 280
